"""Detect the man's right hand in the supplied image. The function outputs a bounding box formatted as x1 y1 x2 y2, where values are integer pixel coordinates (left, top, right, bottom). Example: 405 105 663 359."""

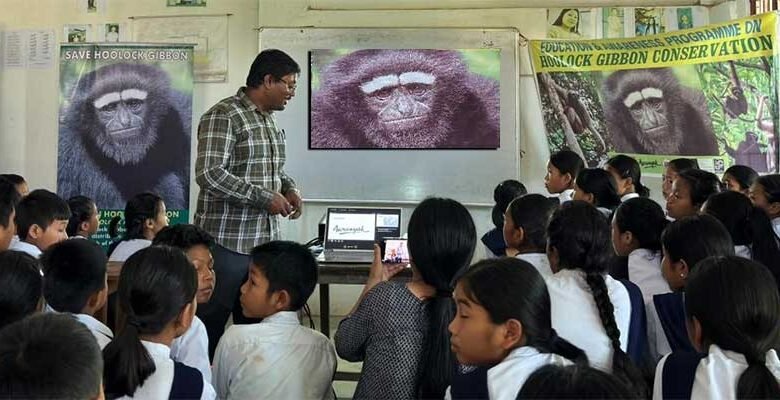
267 192 292 217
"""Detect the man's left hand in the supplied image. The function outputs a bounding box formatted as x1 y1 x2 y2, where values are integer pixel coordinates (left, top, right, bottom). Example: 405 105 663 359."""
285 190 303 219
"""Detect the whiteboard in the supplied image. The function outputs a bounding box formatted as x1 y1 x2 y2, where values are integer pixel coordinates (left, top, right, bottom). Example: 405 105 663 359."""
259 28 519 204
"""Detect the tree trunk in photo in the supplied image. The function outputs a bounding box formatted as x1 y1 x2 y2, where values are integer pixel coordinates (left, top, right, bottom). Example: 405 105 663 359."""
539 72 585 160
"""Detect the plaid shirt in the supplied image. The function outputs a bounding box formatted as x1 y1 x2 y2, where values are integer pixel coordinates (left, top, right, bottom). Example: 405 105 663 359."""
194 88 296 254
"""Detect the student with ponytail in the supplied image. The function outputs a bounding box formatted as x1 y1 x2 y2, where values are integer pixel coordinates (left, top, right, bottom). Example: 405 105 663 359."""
654 256 780 399
335 197 476 399
544 150 585 203
447 258 587 400
107 193 169 262
572 169 622 216
605 154 650 201
545 201 647 397
102 246 215 399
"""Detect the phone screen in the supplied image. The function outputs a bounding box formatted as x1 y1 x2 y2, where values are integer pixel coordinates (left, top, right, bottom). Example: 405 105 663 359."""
382 239 410 264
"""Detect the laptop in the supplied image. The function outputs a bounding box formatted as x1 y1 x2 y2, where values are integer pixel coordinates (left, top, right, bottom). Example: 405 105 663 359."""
318 207 402 263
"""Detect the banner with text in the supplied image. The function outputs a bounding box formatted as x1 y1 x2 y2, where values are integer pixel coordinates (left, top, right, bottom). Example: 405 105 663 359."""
57 44 193 248
530 13 779 174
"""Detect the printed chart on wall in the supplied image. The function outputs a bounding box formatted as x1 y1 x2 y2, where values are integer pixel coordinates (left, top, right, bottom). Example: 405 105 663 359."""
530 13 779 174
56 44 193 248
132 15 228 82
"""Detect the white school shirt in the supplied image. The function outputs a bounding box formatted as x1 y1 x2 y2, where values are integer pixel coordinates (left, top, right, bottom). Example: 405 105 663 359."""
621 193 640 202
213 311 337 400
108 239 152 262
773 217 780 239
653 344 780 400
558 189 575 203
75 313 113 350
488 346 573 400
171 315 211 384
546 269 631 372
515 253 553 277
8 240 41 258
734 245 752 259
117 341 215 400
627 248 670 303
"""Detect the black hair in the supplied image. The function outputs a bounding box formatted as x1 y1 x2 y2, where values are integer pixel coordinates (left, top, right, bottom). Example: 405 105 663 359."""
660 215 734 278
491 180 527 229
249 240 318 311
246 49 301 88
408 197 476 399
0 251 42 329
553 8 580 33
575 168 622 211
606 154 650 197
613 198 668 252
755 174 780 204
102 246 197 398
546 201 647 397
517 364 637 399
686 256 780 398
666 158 699 173
0 178 20 229
459 258 587 364
703 191 780 284
724 165 758 192
549 150 585 182
108 192 163 240
675 169 723 208
66 195 96 237
152 224 215 251
0 313 103 399
40 239 108 314
506 194 559 251
0 173 26 186
14 189 70 241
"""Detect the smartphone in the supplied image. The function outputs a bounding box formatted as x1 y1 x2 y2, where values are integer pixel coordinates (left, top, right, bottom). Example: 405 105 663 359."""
381 238 410 264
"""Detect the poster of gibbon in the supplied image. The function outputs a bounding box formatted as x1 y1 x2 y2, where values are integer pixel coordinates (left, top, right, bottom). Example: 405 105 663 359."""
57 44 193 246
309 49 501 149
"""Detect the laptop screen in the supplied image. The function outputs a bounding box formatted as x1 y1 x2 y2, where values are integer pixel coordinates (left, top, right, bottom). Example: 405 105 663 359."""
325 207 401 251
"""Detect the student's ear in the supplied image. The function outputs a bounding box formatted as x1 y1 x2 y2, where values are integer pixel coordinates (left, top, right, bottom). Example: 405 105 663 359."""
79 220 91 235
620 230 635 248
85 285 109 314
500 318 524 350
623 177 634 193
547 245 560 273
562 173 573 187
273 289 292 312
687 316 704 352
585 193 595 205
174 300 196 336
769 202 780 218
28 224 43 240
144 218 155 232
512 226 526 246
671 259 690 288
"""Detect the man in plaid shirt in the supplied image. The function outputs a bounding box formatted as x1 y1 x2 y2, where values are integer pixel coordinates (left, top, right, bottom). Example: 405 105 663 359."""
194 49 302 356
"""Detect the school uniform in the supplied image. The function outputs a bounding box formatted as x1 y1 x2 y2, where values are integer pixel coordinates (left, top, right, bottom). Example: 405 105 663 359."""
171 315 211 384
515 252 553 277
108 239 151 262
213 311 337 400
546 269 631 372
8 240 41 258
487 346 572 400
647 291 695 362
596 207 614 218
653 344 780 400
481 228 506 258
627 249 669 303
558 189 575 203
773 217 780 239
620 193 640 202
75 313 113 350
116 340 215 400
70 235 87 240
734 245 752 259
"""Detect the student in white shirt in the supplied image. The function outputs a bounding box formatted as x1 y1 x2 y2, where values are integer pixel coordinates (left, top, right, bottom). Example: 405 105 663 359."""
665 168 722 220
518 364 635 398
153 224 217 382
503 194 558 277
0 178 20 252
572 168 621 217
66 195 99 240
481 180 527 258
545 150 584 204
545 201 648 396
108 193 169 262
653 256 780 399
611 198 670 302
40 239 113 349
213 241 336 400
703 191 780 279
447 257 587 400
0 313 104 399
103 246 215 400
749 174 780 239
722 164 758 196
605 154 650 202
10 189 70 259
648 215 734 361
0 251 43 330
